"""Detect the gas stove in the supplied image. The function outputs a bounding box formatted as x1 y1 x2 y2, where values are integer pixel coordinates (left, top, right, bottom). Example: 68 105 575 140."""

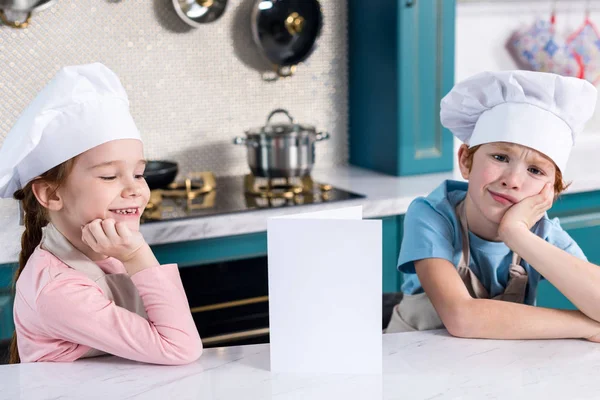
141 172 365 223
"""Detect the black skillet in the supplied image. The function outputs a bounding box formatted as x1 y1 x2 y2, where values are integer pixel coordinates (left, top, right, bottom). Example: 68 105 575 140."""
251 0 323 79
144 160 178 190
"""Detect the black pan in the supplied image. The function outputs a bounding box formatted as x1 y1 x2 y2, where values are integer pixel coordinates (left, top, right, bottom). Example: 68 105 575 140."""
251 0 323 78
144 160 178 190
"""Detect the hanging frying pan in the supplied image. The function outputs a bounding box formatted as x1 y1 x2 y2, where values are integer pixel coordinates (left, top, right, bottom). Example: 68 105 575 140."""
251 0 323 81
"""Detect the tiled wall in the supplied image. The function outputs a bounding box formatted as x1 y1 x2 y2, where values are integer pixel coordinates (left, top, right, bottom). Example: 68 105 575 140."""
0 0 348 221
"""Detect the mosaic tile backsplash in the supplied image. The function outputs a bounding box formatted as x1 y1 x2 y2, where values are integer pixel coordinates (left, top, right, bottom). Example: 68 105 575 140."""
0 0 348 222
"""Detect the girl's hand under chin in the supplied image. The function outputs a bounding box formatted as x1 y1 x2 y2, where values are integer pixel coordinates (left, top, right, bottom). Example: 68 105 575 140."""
81 218 146 262
498 183 554 241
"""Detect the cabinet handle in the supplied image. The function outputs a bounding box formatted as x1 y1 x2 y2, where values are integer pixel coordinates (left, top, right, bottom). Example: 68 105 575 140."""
405 0 416 7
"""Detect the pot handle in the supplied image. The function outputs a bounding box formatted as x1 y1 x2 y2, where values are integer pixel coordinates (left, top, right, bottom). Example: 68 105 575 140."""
266 109 296 125
315 131 330 141
260 65 297 82
276 65 296 78
234 136 259 148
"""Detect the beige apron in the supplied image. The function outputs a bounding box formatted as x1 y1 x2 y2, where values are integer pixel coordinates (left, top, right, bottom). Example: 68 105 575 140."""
40 223 148 357
385 200 529 333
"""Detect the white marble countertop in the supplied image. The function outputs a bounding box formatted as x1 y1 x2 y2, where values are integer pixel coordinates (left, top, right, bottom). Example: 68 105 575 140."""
2 330 600 400
0 166 455 264
1 135 600 265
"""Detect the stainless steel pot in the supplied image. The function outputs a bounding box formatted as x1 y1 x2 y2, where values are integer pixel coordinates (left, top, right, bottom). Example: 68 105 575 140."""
233 109 329 178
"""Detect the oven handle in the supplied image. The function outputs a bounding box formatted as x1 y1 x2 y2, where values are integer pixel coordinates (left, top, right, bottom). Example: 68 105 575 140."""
202 327 270 346
190 295 268 313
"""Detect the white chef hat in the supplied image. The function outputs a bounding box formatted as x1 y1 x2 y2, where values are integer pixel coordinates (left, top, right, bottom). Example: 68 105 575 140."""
440 70 597 172
0 62 142 199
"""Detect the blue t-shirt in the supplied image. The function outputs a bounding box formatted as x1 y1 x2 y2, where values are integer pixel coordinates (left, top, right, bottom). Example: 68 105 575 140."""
399 180 587 305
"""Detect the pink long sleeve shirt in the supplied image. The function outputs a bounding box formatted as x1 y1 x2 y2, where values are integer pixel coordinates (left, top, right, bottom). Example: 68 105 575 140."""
13 247 203 365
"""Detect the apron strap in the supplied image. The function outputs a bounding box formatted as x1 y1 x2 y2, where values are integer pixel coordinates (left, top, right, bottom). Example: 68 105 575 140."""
456 199 523 268
41 223 148 318
455 200 471 268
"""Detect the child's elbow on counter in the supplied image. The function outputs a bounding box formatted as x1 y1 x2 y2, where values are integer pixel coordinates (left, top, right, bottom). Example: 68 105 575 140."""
441 302 479 339
161 334 204 366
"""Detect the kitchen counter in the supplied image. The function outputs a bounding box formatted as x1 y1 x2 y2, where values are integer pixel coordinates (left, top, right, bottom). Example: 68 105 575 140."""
1 135 600 265
0 166 455 264
2 330 600 399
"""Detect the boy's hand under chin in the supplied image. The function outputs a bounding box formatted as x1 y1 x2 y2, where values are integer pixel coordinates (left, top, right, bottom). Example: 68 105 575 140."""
81 219 159 275
498 183 554 242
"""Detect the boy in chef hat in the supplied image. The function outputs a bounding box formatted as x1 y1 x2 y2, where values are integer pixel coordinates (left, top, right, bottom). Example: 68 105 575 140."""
1 63 202 364
386 70 600 342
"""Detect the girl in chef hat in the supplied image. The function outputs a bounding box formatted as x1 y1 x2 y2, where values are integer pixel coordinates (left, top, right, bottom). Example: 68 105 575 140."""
386 70 600 342
1 63 202 364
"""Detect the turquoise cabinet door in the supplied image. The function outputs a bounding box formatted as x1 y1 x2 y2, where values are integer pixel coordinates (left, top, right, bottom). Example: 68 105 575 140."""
151 232 267 267
0 264 16 340
0 294 14 340
381 216 403 293
348 0 455 176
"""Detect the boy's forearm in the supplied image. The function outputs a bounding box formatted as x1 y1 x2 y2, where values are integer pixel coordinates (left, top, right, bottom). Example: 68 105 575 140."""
502 226 600 323
452 298 600 340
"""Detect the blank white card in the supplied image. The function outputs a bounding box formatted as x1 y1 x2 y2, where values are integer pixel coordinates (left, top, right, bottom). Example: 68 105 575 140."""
267 206 382 374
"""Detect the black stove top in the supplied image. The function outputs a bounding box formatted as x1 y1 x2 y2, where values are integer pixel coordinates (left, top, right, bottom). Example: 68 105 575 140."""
141 175 365 223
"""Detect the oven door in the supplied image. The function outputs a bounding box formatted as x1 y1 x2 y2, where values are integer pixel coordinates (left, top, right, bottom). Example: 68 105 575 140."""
180 256 270 348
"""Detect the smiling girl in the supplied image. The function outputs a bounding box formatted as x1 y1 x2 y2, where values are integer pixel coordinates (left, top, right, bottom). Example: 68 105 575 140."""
385 70 600 341
1 63 202 364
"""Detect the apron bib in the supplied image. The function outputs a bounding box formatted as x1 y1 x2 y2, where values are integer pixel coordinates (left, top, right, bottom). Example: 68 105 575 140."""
385 200 529 333
40 223 148 357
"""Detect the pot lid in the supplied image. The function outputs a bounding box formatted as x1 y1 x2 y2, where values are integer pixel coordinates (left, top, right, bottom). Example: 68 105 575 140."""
246 109 316 136
252 0 323 66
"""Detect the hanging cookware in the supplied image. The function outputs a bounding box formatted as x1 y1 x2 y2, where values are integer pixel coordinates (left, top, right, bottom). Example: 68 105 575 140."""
565 5 600 86
0 0 54 28
507 5 582 79
172 0 227 27
233 109 330 178
143 160 179 190
0 0 38 11
251 0 323 80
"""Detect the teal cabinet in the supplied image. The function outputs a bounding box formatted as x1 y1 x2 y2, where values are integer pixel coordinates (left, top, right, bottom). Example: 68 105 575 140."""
0 294 14 340
151 232 267 267
348 0 456 176
0 264 17 341
382 216 403 293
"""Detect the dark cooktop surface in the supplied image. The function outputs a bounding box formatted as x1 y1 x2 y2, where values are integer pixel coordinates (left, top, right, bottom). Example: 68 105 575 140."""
141 175 365 223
